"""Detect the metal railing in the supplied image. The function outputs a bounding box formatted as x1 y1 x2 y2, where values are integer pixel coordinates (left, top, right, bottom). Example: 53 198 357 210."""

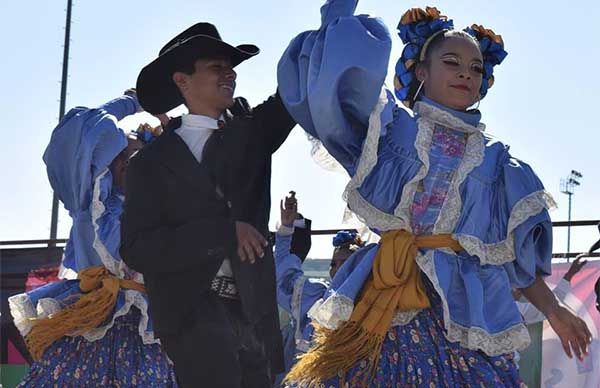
2 220 598 258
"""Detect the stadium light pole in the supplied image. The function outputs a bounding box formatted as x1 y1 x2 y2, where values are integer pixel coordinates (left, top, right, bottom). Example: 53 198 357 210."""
49 0 73 246
560 170 583 261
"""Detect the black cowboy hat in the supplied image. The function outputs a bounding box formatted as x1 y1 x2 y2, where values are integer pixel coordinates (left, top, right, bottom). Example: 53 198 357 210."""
136 23 259 114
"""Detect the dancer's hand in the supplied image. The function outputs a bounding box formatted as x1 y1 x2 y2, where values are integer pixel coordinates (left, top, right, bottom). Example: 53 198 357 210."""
563 255 588 282
124 88 144 113
235 221 268 264
547 305 592 360
280 191 298 227
153 113 170 129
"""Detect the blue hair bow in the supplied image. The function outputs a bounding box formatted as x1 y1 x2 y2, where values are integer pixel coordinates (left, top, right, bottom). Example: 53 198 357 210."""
394 8 454 103
463 25 508 98
333 230 358 248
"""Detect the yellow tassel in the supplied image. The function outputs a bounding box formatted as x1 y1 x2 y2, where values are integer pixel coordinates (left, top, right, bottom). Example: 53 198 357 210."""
25 278 119 360
284 322 384 387
23 266 145 360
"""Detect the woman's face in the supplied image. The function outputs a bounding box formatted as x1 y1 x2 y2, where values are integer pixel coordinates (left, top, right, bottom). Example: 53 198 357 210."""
110 138 144 192
330 247 353 279
417 36 483 111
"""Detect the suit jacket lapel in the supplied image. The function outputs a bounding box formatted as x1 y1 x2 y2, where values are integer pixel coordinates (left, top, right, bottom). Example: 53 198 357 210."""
157 119 214 193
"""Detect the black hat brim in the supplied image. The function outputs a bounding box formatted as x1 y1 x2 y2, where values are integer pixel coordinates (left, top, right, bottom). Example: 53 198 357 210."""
137 35 259 114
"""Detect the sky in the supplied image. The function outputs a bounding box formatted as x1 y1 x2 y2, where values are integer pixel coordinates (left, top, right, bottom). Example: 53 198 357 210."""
1 0 599 259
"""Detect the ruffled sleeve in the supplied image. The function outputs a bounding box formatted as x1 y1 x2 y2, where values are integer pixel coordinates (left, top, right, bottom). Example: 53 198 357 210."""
43 95 136 213
277 0 391 174
43 96 136 273
499 157 556 288
274 230 303 312
274 230 329 350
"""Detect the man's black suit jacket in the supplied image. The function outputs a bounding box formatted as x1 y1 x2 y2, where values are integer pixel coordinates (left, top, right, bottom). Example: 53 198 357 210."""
119 92 295 372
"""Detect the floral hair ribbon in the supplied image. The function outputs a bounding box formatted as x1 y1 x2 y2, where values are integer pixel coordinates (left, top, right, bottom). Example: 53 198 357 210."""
463 24 508 98
394 7 454 104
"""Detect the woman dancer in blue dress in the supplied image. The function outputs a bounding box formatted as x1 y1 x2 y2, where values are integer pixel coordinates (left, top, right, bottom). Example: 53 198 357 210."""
274 192 366 387
9 90 177 387
278 2 592 386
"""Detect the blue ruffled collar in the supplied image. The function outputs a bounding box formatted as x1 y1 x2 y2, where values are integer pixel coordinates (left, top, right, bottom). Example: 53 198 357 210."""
414 96 484 133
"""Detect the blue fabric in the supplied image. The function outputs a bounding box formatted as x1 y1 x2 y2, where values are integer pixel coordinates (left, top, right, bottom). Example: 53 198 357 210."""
274 233 328 354
463 26 508 98
394 13 454 102
277 0 553 357
324 278 522 387
277 0 392 175
332 230 359 247
11 95 172 386
17 309 177 387
43 95 136 273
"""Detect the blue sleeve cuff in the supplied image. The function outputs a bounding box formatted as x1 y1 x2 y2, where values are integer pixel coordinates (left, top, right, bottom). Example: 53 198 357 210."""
98 95 140 121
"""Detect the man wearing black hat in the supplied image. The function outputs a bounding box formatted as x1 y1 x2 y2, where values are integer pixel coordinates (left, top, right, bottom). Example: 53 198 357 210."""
120 23 295 387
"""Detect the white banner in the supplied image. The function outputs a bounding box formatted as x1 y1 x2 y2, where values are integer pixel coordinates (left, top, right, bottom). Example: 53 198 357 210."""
541 260 600 388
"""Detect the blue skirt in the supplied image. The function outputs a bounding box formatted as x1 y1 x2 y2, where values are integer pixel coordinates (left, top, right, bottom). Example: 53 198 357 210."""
17 308 178 387
325 279 524 388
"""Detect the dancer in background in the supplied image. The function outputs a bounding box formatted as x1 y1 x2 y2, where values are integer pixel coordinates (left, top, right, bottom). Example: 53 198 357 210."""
9 90 176 386
273 192 365 386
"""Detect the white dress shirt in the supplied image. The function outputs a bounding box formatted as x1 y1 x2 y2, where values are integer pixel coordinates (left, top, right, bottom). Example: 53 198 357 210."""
175 113 233 277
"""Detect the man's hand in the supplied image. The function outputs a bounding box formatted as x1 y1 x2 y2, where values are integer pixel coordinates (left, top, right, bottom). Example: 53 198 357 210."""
564 255 588 282
235 221 268 264
547 305 593 360
154 113 170 128
280 191 298 227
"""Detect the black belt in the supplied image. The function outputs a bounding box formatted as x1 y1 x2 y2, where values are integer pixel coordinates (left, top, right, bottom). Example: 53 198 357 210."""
210 276 239 300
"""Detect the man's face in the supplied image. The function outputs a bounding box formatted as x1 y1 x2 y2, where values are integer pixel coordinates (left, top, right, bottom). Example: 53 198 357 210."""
175 57 237 115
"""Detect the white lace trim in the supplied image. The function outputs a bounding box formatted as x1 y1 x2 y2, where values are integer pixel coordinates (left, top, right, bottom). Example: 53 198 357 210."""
346 190 405 232
455 190 557 265
8 289 159 345
8 171 158 345
58 263 78 280
413 101 486 134
307 292 354 330
433 131 485 234
390 309 421 326
343 88 389 197
91 170 128 279
415 250 531 356
88 170 156 343
393 115 433 232
8 293 37 337
307 134 347 174
291 276 307 344
81 289 158 345
36 298 62 318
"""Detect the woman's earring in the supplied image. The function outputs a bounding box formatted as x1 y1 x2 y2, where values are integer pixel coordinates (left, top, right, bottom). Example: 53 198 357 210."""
413 80 425 103
473 95 481 110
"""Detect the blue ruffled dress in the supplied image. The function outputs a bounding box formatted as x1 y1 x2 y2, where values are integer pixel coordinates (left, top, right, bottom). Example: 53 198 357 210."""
8 95 177 387
273 229 330 384
277 0 555 386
